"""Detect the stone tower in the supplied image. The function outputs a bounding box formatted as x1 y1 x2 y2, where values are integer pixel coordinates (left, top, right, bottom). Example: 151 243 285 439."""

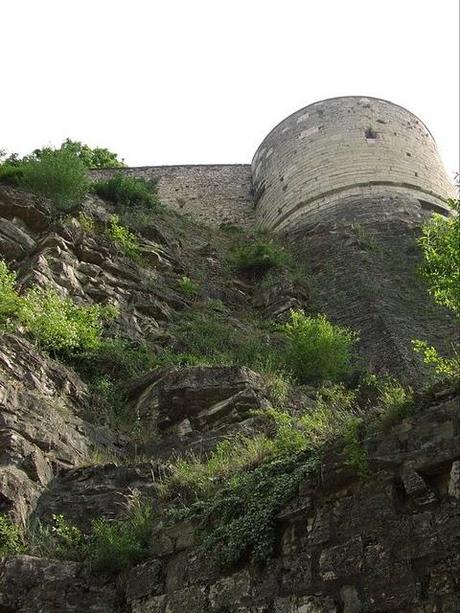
251 96 455 381
252 96 454 232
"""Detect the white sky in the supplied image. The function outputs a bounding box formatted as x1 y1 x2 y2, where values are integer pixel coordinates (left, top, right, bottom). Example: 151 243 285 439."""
2 0 459 178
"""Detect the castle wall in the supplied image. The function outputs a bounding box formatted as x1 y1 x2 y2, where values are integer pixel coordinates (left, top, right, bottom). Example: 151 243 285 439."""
252 96 455 232
90 164 254 229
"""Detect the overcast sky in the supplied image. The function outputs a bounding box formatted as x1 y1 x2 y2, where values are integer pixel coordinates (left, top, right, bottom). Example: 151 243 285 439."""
2 0 459 178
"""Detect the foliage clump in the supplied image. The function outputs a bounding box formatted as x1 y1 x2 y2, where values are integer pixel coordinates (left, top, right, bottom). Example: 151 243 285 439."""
0 515 25 556
413 192 460 382
0 259 117 355
0 140 124 209
179 276 200 298
280 310 358 383
106 215 141 259
19 148 89 210
0 162 23 186
37 139 125 169
0 260 20 327
93 173 159 209
234 240 287 275
418 198 460 316
19 288 117 355
26 495 152 573
412 339 459 381
163 310 275 369
364 374 415 431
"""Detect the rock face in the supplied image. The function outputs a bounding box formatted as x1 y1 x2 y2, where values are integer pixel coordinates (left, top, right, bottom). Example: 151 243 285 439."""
0 181 458 612
0 333 116 523
123 392 460 613
0 555 121 612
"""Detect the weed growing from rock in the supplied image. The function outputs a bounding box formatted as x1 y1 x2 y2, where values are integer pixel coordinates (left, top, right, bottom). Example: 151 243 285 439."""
19 288 118 355
178 275 200 298
0 515 25 556
26 494 153 573
0 260 20 328
106 214 141 259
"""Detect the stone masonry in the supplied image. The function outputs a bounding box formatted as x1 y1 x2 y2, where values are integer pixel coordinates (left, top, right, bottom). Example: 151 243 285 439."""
91 164 254 229
252 96 455 232
90 97 455 235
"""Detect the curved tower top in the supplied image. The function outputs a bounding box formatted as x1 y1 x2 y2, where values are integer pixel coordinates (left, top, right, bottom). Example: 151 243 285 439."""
252 96 455 232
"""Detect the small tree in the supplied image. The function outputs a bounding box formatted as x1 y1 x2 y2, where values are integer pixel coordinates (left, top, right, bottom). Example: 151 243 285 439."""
32 139 125 169
413 184 460 380
418 196 459 316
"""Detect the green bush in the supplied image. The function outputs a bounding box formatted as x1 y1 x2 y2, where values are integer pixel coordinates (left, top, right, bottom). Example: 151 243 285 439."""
0 163 23 186
77 211 96 233
372 375 414 431
280 310 358 383
41 139 124 169
168 311 277 370
106 215 141 259
159 435 278 502
81 338 156 380
19 287 117 355
193 454 314 566
20 148 89 210
418 198 460 316
234 240 287 275
160 385 360 504
27 496 152 573
0 260 117 356
93 173 159 208
86 498 152 572
0 515 25 556
412 339 460 381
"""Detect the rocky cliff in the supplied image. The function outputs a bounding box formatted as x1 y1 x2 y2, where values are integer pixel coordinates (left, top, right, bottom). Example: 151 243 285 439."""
0 184 458 612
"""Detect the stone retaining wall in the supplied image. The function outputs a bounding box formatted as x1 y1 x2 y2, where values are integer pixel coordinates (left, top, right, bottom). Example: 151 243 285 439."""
90 165 254 229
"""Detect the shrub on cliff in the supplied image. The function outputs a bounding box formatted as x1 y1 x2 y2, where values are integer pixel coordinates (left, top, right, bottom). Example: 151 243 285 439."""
27 495 152 573
93 173 159 209
19 288 118 355
161 386 366 566
280 310 358 383
234 240 288 275
0 139 124 206
0 162 23 186
106 214 142 259
20 148 89 210
0 259 117 355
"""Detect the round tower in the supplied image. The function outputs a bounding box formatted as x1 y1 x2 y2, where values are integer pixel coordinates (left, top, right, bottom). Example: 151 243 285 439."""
252 96 455 232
